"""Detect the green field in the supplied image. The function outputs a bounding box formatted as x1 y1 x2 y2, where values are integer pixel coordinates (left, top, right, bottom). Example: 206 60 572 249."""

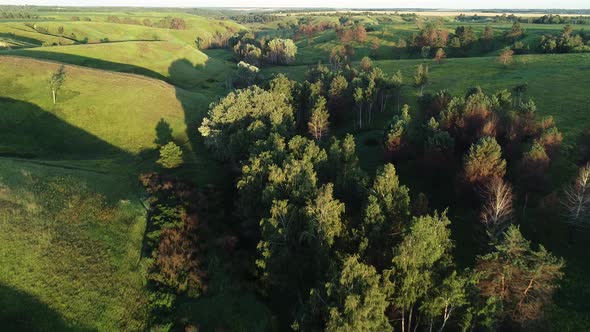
0 158 147 331
0 55 227 330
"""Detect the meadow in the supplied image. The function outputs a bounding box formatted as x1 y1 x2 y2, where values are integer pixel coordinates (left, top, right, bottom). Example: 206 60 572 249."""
1 6 590 331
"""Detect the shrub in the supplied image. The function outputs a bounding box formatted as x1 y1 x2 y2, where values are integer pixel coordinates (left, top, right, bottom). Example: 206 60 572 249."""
157 142 183 169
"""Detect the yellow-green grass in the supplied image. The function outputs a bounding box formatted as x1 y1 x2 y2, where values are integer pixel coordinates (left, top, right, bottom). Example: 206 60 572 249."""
0 157 147 331
3 41 207 86
0 22 72 47
0 13 243 46
0 56 226 185
0 53 233 330
0 56 201 154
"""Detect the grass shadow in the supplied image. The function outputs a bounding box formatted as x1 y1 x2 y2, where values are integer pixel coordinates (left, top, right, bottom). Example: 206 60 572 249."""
0 283 95 331
0 32 43 47
0 50 167 81
0 97 127 159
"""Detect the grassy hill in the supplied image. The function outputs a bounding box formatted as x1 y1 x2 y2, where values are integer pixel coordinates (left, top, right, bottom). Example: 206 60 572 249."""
2 41 213 87
0 14 243 47
0 56 209 155
0 55 236 330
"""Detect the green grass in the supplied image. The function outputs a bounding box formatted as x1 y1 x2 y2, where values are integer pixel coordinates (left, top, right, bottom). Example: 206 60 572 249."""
0 56 201 154
0 158 147 331
0 13 243 45
2 41 209 87
0 54 234 330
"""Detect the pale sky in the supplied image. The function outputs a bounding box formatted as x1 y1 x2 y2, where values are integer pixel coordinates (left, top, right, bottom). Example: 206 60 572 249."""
1 0 588 9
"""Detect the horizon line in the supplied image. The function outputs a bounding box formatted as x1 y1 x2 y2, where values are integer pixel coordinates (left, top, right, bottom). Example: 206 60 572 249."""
1 4 589 10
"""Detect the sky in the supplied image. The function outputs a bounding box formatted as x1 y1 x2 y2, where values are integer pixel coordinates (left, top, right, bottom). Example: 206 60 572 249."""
1 0 588 9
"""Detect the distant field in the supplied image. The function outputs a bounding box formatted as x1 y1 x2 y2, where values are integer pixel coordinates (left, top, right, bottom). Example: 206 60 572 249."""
0 13 243 46
282 10 590 18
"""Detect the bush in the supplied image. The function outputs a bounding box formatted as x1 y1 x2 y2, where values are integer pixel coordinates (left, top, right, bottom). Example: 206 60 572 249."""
157 142 183 169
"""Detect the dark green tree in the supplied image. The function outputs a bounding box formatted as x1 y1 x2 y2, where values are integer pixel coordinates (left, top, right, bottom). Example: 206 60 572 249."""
324 255 392 332
199 86 295 163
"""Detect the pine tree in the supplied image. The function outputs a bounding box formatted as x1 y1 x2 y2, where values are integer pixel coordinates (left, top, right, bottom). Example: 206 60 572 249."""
476 226 564 325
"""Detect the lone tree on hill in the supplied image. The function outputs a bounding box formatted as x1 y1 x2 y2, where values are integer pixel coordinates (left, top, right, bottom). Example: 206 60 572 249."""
48 65 66 104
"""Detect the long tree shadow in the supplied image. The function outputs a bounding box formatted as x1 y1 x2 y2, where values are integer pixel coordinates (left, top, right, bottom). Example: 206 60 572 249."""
167 59 230 185
167 59 275 330
0 97 127 159
0 283 95 331
0 50 168 82
0 32 43 47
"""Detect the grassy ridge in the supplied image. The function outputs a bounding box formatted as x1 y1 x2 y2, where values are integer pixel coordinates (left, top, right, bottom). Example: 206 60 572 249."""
3 41 208 86
0 56 205 155
0 14 243 47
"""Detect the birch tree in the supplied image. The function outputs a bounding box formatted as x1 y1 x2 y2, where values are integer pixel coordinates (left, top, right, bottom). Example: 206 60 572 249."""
49 65 66 104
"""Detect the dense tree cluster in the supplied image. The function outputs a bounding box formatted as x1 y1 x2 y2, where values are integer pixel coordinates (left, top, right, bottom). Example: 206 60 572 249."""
299 21 336 45
229 32 297 65
406 22 527 59
198 74 565 330
266 38 298 64
336 23 368 44
411 23 449 49
540 25 590 53
228 13 279 24
0 11 42 19
533 14 588 25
